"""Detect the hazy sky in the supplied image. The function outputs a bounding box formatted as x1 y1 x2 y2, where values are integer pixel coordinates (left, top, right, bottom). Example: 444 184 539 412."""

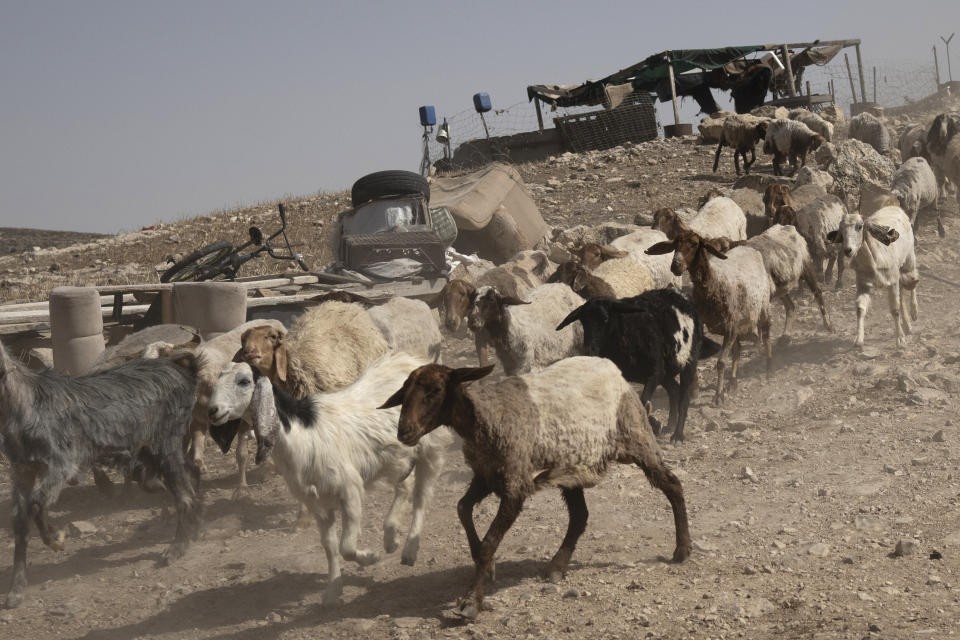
1 1 956 233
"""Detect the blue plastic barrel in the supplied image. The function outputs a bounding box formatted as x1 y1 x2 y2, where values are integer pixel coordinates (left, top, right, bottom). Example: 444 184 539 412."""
419 105 437 127
473 93 492 113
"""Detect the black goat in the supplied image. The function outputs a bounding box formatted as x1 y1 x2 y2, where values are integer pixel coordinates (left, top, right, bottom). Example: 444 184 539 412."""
556 288 720 442
0 340 203 608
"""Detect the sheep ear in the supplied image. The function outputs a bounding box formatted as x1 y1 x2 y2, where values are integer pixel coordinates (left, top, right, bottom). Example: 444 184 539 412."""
556 306 583 331
703 241 729 259
645 241 676 256
231 348 245 363
867 224 899 245
378 382 407 409
600 246 628 260
501 296 530 307
274 344 288 383
826 230 842 244
452 365 495 384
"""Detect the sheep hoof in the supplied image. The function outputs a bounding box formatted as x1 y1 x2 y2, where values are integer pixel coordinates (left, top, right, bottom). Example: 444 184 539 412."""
670 432 685 444
158 542 187 567
648 415 662 435
384 527 400 554
4 590 24 609
401 539 420 565
455 600 481 621
777 335 792 347
48 529 66 552
354 550 382 567
544 567 565 583
672 544 692 563
321 590 344 607
231 486 249 500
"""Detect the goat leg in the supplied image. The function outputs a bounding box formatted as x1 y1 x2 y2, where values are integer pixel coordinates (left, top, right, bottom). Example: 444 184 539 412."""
672 367 696 443
544 488 588 583
854 284 872 347
384 473 413 555
314 508 343 606
401 452 444 566
633 450 691 564
457 476 493 563
339 481 381 566
457 494 524 620
712 140 725 173
714 332 735 405
5 464 41 608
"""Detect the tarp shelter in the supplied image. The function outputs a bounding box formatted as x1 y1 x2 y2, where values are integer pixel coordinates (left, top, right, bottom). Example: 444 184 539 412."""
527 40 858 123
430 163 550 264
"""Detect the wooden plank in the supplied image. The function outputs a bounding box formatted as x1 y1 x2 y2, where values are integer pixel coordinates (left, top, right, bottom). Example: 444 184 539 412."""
844 53 859 103
1 294 138 312
0 304 151 325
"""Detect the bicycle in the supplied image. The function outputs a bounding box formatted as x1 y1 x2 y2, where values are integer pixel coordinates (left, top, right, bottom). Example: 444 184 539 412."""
160 203 309 283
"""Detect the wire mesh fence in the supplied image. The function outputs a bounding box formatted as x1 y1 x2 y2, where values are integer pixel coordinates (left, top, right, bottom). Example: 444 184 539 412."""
783 56 939 113
425 90 661 170
422 54 944 172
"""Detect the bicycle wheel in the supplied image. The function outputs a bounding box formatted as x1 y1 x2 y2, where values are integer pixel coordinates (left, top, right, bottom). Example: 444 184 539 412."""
160 241 234 283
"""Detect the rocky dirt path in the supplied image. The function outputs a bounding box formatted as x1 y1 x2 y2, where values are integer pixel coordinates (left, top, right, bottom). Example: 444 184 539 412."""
3 135 960 639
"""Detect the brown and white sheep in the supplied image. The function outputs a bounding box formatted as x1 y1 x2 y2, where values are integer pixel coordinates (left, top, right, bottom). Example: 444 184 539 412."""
437 249 556 333
646 230 773 404
379 356 691 619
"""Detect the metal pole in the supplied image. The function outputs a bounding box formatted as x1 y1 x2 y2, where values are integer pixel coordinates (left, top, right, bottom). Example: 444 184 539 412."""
873 66 877 103
934 45 941 88
534 98 545 133
942 33 955 82
854 43 868 103
782 44 797 96
844 53 859 104
479 113 490 139
667 55 680 126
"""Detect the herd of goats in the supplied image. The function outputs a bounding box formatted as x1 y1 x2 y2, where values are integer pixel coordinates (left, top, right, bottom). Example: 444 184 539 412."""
0 108 959 619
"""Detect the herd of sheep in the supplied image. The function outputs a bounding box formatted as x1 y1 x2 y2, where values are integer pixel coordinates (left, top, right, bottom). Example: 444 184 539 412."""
0 106 959 620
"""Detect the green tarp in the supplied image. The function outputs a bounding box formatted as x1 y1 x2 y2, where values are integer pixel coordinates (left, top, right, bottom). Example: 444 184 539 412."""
527 45 765 107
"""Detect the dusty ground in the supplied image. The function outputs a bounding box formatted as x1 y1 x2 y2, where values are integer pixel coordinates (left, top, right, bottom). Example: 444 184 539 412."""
3 104 960 639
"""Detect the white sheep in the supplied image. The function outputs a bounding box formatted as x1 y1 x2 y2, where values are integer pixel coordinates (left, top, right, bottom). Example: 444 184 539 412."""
239 301 389 399
646 231 773 404
548 253 655 299
788 108 834 142
467 283 584 374
208 352 451 605
367 296 442 359
763 119 825 176
653 197 747 243
772 195 848 287
566 229 679 289
712 115 769 175
610 228 684 288
379 356 691 619
738 224 832 339
826 206 919 347
899 123 928 161
848 112 893 156
891 156 941 235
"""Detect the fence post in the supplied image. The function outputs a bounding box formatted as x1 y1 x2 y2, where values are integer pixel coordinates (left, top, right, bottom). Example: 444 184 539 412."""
667 54 680 126
873 66 877 103
534 99 545 133
934 46 941 89
782 44 797 96
854 43 868 104
844 53 859 104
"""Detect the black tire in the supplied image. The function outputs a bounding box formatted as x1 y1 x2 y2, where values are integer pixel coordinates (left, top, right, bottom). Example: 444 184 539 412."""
160 240 234 283
351 170 429 206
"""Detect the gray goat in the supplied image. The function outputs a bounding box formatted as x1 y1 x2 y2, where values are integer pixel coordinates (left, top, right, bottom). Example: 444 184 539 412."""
0 339 203 608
